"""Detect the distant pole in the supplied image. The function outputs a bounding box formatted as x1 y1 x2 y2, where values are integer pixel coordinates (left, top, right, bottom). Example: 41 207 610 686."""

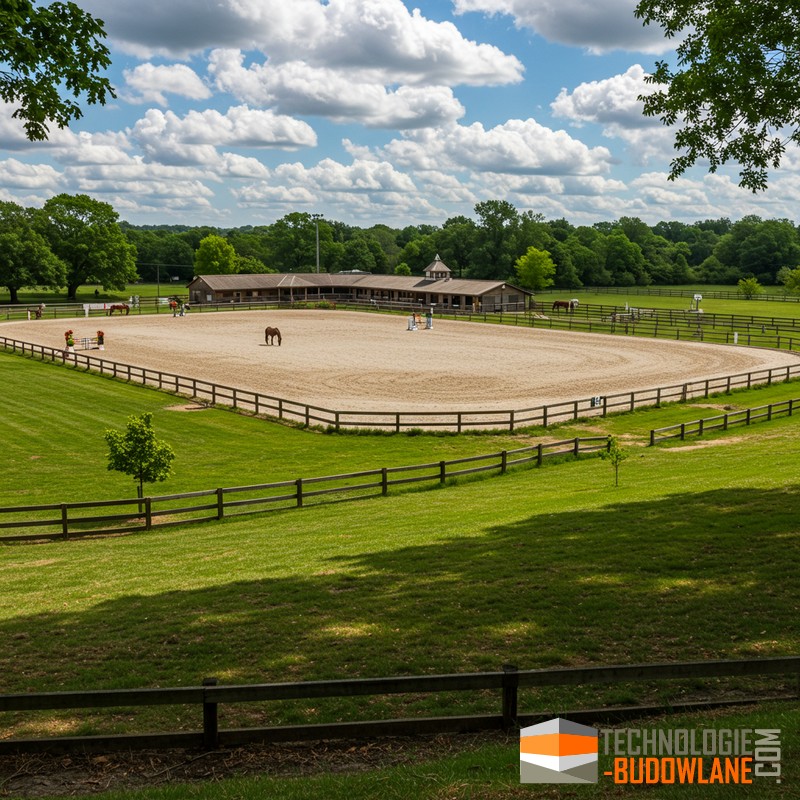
156 264 160 304
312 213 322 273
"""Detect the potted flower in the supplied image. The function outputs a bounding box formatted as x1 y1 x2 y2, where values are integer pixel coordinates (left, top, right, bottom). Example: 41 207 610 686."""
64 329 75 351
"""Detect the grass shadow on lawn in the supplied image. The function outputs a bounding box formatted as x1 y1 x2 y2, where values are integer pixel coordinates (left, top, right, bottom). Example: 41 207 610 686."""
2 484 799 735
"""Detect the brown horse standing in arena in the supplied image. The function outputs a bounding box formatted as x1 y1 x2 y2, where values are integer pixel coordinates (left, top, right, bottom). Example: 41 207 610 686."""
264 326 282 346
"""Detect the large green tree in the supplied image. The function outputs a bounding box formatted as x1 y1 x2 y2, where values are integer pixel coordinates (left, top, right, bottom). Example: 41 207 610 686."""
470 200 520 280
513 246 556 292
435 216 477 278
37 194 137 300
0 201 65 303
604 232 649 286
635 0 800 191
194 234 237 274
1 0 115 141
267 212 317 272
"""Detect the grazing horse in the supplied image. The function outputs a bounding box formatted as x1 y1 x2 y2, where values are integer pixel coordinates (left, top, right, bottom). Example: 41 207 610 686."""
552 299 579 312
264 326 282 346
107 303 130 316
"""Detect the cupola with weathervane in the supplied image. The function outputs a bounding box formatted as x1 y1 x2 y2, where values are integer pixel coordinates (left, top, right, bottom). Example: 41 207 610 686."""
423 254 452 281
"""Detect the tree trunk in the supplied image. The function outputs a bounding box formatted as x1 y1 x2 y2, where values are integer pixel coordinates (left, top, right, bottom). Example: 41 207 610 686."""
9 286 18 304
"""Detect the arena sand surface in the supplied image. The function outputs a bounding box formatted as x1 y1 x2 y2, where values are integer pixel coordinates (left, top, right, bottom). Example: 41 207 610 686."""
7 310 800 413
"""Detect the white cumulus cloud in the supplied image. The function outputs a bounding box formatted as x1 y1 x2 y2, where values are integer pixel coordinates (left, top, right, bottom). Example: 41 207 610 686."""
453 0 674 54
382 119 613 176
129 106 318 165
209 50 465 129
122 64 212 105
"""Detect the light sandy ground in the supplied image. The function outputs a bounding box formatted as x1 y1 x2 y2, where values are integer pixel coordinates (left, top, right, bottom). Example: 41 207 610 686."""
5 310 800 413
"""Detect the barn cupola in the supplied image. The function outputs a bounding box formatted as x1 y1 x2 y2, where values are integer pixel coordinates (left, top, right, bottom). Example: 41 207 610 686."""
423 254 452 281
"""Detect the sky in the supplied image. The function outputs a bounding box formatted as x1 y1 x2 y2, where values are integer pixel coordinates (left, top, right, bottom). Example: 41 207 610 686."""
2 0 799 230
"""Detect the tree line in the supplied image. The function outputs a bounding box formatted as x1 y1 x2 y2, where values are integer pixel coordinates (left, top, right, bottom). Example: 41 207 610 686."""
5 195 800 302
121 201 800 291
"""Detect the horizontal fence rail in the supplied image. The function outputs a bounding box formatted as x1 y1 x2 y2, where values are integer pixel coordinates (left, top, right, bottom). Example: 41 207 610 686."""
3 334 800 435
0 656 796 754
650 397 800 444
0 437 609 542
565 286 800 303
9 295 800 339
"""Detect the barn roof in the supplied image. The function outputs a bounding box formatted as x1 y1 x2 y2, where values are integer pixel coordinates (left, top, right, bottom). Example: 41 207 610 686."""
188 273 529 297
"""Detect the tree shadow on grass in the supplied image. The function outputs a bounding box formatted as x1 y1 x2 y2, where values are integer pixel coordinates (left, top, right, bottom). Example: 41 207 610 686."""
3 485 799 732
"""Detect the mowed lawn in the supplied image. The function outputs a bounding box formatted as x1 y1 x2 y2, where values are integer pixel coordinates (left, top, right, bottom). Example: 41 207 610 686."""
3 296 800 797
2 345 800 740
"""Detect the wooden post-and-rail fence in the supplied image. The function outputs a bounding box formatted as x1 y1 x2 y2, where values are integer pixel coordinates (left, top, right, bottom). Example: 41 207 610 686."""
650 397 800 445
0 437 609 542
0 656 796 755
3 334 800 433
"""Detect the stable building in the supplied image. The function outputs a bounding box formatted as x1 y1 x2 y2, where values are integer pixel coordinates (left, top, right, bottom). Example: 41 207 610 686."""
187 257 530 312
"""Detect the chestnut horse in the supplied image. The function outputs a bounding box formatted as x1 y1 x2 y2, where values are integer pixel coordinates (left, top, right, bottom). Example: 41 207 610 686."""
107 303 130 316
264 326 282 346
551 299 578 312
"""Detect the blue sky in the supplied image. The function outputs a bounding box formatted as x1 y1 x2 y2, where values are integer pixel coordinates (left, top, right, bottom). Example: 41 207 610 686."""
2 0 798 229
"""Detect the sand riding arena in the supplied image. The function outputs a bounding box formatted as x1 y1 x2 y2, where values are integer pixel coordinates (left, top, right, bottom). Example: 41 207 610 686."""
7 310 800 427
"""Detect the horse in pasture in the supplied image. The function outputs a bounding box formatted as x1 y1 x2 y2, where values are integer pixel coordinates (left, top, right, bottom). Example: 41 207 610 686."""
264 326 282 346
551 299 578 312
107 303 130 316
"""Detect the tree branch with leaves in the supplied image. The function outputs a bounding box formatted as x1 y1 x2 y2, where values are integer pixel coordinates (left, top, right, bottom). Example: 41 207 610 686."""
0 0 115 141
635 0 800 191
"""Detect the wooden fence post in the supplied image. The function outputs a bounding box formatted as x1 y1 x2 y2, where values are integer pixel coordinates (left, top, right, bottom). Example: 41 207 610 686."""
145 497 152 530
202 677 218 750
649 429 655 447
439 461 447 485
381 468 388 495
501 451 507 474
501 664 519 732
537 443 543 466
217 488 224 520
296 478 303 507
61 503 69 539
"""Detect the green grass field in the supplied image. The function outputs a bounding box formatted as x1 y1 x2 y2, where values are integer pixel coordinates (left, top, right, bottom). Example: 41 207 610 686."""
536 287 800 320
1 323 799 798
